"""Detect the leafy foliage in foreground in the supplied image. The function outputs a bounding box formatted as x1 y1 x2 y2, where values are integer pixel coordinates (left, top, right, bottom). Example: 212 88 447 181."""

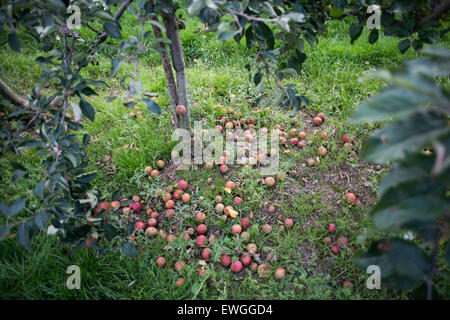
352 47 450 299
0 0 139 257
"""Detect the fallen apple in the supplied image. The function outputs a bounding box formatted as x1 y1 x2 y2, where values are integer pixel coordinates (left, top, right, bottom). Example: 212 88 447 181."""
135 221 145 231
247 243 258 254
147 218 158 227
215 203 225 213
201 248 211 260
318 146 328 156
177 180 188 190
240 255 252 267
284 218 294 228
181 193 191 203
219 165 229 174
231 260 243 273
156 256 166 267
231 224 242 234
156 160 165 169
175 278 184 287
195 212 206 223
220 254 231 267
145 227 158 237
274 267 286 280
150 169 160 177
240 231 251 242
196 235 207 247
345 193 357 204
262 224 272 234
241 218 251 229
331 245 340 255
328 223 336 233
257 263 272 278
233 197 243 205
196 224 207 235
264 176 276 187
337 236 349 248
313 117 323 126
173 189 183 200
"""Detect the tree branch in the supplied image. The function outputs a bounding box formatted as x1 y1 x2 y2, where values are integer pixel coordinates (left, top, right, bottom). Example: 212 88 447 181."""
161 10 191 130
420 0 450 25
96 0 135 46
227 9 279 24
150 15 180 127
0 76 29 108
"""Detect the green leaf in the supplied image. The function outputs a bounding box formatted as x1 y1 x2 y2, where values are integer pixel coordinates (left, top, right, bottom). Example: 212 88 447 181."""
104 223 117 241
111 58 122 76
79 99 95 121
17 223 30 251
34 210 51 231
371 195 448 232
254 22 274 50
43 0 66 10
122 242 136 258
188 0 206 16
18 140 45 150
8 33 20 52
0 225 11 240
362 111 450 163
398 39 410 54
368 30 379 44
142 98 161 114
254 71 262 86
148 20 165 33
378 166 427 196
34 180 45 199
94 10 115 22
8 198 27 217
71 102 82 122
349 23 363 44
356 239 431 289
12 169 27 182
103 22 121 39
0 203 8 217
351 87 426 123
83 134 90 147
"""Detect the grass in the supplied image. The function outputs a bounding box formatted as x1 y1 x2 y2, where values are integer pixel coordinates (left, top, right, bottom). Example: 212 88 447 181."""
0 7 449 300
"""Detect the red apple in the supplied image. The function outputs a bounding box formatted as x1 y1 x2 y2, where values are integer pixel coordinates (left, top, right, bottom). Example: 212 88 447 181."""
240 255 252 267
331 245 340 255
135 221 145 231
175 105 186 115
147 218 158 227
345 193 357 205
201 248 211 260
328 223 336 233
233 197 243 205
177 180 188 190
196 224 207 235
231 224 242 234
196 235 207 247
220 254 231 267
241 218 251 229
174 261 186 272
195 212 206 223
156 256 166 267
231 260 243 273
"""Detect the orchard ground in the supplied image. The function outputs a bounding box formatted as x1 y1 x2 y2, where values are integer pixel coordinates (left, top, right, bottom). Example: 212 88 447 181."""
0 10 449 299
